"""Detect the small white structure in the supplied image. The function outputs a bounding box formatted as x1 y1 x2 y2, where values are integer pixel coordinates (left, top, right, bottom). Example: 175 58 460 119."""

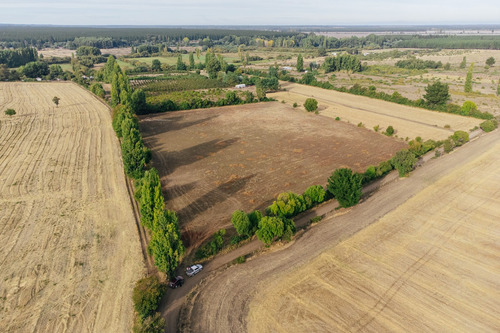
235 84 246 89
282 66 292 71
331 52 337 56
36 77 42 82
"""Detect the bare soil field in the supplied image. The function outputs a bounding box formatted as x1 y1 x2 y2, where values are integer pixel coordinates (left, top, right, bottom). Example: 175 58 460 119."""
271 82 482 141
39 47 132 58
178 121 500 333
248 131 500 332
0 82 143 332
139 103 405 247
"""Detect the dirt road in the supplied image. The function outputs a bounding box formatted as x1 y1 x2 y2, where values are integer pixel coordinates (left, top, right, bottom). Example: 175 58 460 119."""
0 83 143 332
177 128 500 332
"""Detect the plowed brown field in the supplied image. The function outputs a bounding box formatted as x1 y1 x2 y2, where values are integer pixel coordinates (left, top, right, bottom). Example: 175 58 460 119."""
139 103 406 247
0 82 143 333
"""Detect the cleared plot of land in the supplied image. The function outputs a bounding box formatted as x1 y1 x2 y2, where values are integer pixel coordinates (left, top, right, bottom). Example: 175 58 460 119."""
248 133 500 332
140 103 405 246
0 83 143 332
270 82 481 141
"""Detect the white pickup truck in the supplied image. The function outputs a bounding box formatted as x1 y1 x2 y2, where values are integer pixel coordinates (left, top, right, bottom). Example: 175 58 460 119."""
186 264 203 277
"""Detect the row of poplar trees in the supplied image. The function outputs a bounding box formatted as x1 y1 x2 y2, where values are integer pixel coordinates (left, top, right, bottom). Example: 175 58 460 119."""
105 56 185 278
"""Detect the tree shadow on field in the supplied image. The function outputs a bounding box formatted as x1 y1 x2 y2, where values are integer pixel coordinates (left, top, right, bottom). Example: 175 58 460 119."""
153 137 240 176
163 181 197 201
139 113 219 138
177 174 256 226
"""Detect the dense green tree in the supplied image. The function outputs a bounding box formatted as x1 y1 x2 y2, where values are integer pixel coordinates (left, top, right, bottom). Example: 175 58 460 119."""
267 192 306 218
132 276 165 320
111 73 121 106
90 82 105 98
391 149 417 177
323 54 361 73
139 168 162 230
130 89 147 113
206 56 221 79
231 210 252 237
151 59 162 72
118 73 131 105
47 64 64 79
461 101 477 116
256 81 266 101
76 46 101 57
121 123 150 179
303 185 326 208
189 52 195 69
451 130 469 147
247 210 262 234
296 54 304 72
385 125 395 136
497 80 500 96
20 61 49 78
424 81 450 105
486 57 495 66
149 210 185 278
103 55 117 83
176 54 187 71
52 96 60 107
327 168 362 208
464 63 474 93
304 98 318 112
256 216 284 245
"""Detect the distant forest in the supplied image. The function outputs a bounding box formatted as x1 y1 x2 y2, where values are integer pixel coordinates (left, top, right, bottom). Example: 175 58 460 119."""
1 26 500 50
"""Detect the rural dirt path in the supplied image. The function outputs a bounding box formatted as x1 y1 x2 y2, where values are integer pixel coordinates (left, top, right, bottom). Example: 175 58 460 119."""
0 82 144 333
175 128 499 332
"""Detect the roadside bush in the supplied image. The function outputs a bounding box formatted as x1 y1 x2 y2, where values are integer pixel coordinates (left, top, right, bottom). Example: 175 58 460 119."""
5 108 16 116
194 229 226 260
375 160 394 177
133 312 165 333
267 192 307 218
132 276 165 320
304 98 318 112
451 130 469 147
443 139 455 153
327 168 363 208
256 216 295 245
391 149 417 177
461 101 477 116
362 165 377 184
480 119 498 132
303 185 326 208
90 83 105 98
231 210 252 237
385 125 395 136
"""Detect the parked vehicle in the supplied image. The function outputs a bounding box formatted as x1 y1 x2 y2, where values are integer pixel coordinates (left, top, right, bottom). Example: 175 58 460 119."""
186 264 203 277
169 276 184 289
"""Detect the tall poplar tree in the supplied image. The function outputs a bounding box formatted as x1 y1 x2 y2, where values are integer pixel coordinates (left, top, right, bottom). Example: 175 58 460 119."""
296 54 304 72
464 63 474 93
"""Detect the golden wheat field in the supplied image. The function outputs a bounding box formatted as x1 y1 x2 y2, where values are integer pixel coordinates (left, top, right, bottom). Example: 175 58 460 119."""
247 132 500 332
270 82 482 141
0 82 143 333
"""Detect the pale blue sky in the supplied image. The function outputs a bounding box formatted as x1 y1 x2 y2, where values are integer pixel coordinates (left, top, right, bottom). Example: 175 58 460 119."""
0 0 499 25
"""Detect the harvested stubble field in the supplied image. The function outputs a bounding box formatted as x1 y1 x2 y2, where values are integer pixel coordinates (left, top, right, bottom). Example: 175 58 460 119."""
248 132 500 332
270 82 482 141
140 102 406 246
0 82 143 332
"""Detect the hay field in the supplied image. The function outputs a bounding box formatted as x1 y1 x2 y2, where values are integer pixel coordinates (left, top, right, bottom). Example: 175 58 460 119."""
0 82 143 332
248 132 500 332
270 82 481 141
140 102 406 247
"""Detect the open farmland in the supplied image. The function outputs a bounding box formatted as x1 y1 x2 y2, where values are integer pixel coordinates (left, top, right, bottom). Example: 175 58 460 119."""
0 83 143 332
270 82 482 141
178 115 500 333
139 102 406 246
248 129 500 332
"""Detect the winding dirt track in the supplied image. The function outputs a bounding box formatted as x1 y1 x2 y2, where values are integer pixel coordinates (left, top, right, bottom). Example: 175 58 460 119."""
179 129 500 332
0 82 143 332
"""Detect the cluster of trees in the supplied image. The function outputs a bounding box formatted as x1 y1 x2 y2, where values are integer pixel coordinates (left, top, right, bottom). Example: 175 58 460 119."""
322 54 362 73
295 72 493 120
395 58 442 70
132 275 166 332
0 47 38 67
